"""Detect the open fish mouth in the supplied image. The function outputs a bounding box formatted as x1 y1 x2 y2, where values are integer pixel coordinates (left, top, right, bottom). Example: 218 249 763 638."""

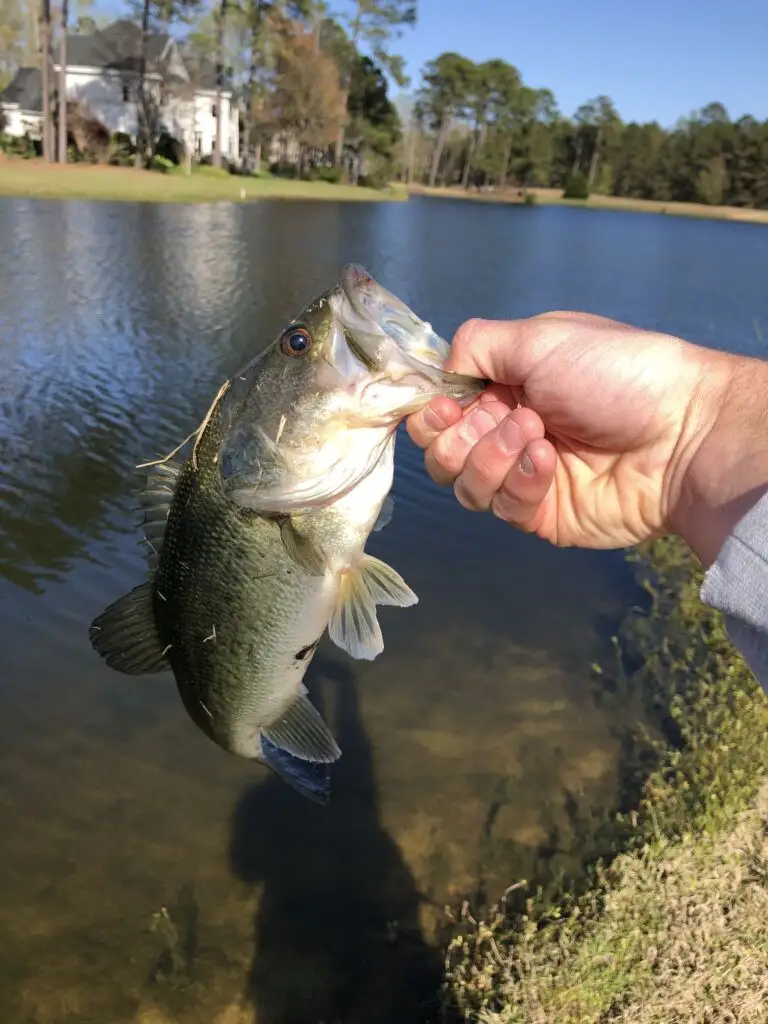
336 262 454 373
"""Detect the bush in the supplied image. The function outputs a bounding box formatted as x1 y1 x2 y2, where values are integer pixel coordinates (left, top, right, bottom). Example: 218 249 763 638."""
155 131 182 166
307 164 342 184
563 171 590 200
108 132 134 166
67 102 110 163
0 132 39 158
149 154 174 174
269 160 298 179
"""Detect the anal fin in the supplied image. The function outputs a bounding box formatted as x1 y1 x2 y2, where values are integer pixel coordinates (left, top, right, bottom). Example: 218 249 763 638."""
89 582 171 675
261 693 341 763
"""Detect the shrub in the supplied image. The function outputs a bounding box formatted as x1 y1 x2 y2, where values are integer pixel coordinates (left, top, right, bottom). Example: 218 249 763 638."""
563 171 590 200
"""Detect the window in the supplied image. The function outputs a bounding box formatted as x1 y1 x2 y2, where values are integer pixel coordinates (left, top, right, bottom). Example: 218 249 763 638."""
211 103 217 118
122 82 130 102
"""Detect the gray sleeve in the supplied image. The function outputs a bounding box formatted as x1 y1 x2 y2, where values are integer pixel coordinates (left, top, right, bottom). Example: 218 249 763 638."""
700 488 768 691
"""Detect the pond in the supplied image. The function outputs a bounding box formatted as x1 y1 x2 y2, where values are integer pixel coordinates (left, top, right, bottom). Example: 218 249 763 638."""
1 194 766 1023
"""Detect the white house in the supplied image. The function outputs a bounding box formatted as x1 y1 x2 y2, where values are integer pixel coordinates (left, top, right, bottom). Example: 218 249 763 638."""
0 19 240 165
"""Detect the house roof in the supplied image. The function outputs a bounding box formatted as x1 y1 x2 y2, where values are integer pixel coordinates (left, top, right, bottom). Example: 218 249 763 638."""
0 67 42 112
182 54 219 92
54 19 172 74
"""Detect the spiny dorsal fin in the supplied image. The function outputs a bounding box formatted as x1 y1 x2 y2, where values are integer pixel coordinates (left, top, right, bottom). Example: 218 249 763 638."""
89 581 171 676
328 554 418 661
261 693 341 763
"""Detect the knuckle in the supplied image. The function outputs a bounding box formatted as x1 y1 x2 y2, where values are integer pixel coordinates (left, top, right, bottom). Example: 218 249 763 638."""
454 477 485 511
451 317 486 357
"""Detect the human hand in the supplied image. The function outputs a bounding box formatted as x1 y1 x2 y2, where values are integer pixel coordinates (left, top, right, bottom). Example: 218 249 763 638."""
406 312 768 565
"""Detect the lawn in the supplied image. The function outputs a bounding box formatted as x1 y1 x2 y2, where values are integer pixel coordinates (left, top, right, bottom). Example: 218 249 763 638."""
0 157 407 204
410 182 768 224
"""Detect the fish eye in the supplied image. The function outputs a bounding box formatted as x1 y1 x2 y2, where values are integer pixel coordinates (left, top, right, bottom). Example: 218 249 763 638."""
281 327 313 357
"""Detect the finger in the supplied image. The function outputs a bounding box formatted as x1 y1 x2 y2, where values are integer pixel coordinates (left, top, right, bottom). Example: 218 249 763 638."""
445 317 535 383
490 437 557 529
406 396 463 449
452 408 547 512
424 400 509 486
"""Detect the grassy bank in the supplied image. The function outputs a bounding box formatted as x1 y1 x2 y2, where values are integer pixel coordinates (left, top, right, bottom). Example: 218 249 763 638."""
443 535 768 1022
0 157 407 204
410 183 768 224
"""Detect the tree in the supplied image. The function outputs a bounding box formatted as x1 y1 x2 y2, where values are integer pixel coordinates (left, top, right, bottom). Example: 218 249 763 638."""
0 0 28 90
573 95 621 189
128 0 201 168
213 0 228 167
332 0 416 167
269 28 345 174
58 0 69 162
417 51 474 187
344 53 400 185
40 0 53 161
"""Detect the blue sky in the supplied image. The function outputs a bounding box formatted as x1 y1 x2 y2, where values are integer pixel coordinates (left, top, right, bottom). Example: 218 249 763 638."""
95 0 768 127
382 0 768 127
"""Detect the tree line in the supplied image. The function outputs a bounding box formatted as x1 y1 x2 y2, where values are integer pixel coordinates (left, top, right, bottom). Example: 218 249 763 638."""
408 53 768 208
2 4 767 208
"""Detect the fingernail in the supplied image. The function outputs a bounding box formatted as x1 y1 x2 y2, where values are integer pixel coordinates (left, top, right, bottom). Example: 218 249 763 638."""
459 408 497 443
423 406 446 432
519 451 535 475
497 416 525 456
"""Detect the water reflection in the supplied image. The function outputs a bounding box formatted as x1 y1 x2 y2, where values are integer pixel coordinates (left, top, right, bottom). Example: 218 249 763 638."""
230 656 455 1024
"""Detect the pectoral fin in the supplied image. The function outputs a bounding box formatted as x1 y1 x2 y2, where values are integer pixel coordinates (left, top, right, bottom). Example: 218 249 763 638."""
372 494 394 532
328 554 418 661
278 517 326 576
134 459 182 571
89 582 171 675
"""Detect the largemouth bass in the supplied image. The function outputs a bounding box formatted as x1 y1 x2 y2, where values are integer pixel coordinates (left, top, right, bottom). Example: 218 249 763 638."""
89 264 484 803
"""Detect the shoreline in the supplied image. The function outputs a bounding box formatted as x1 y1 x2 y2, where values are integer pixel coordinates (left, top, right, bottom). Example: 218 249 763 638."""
443 534 768 1020
0 157 407 204
408 182 768 225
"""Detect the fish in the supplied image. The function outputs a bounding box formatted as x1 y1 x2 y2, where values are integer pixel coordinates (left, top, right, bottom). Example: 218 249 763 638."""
89 263 485 805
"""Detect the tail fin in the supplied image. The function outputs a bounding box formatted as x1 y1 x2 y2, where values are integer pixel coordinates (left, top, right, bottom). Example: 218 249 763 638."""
259 735 332 805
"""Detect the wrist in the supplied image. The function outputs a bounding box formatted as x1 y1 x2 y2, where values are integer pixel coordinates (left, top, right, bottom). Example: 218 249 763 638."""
669 348 768 566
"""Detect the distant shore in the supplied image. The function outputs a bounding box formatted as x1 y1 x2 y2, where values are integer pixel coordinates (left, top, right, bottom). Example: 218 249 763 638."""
408 182 768 224
0 157 406 204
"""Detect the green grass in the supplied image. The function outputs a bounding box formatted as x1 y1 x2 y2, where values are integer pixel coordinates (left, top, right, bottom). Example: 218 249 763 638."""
409 183 768 224
442 535 768 1022
0 157 407 204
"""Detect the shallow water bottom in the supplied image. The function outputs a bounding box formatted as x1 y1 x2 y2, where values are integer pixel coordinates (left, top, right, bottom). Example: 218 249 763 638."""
0 608 633 1024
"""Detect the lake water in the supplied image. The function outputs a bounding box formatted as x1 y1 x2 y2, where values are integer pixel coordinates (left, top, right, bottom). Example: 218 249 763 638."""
1 194 767 1024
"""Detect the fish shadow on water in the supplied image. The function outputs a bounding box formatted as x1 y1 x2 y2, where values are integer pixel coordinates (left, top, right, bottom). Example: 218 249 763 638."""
228 653 460 1024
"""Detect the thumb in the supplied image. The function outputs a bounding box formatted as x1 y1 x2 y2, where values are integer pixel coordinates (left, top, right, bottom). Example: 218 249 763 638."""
446 318 537 386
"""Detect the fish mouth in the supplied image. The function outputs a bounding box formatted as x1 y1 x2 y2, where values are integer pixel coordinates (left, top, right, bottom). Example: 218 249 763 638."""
329 263 484 405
